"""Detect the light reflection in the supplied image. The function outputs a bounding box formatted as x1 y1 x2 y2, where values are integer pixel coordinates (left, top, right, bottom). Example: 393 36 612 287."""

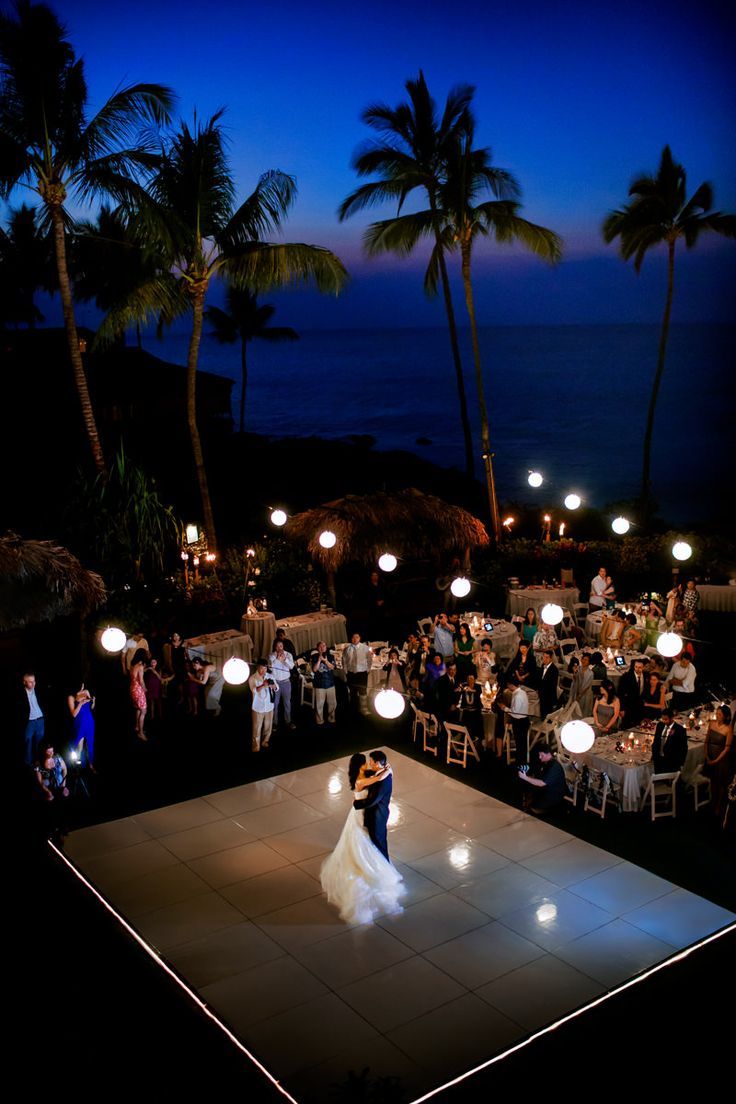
536 902 558 924
387 801 403 827
328 774 342 795
449 844 471 870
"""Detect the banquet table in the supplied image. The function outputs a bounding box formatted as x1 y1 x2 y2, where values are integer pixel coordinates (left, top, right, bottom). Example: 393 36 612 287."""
506 586 579 618
186 629 254 713
696 585 736 613
239 611 277 659
585 610 661 646
275 611 348 654
563 650 643 690
471 619 519 664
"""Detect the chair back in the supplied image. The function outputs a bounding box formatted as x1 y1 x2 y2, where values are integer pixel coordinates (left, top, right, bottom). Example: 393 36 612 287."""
641 770 680 820
559 638 577 655
445 722 480 768
417 617 434 637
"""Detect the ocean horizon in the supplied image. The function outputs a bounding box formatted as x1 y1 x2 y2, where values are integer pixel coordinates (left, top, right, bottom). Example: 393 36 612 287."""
136 321 733 525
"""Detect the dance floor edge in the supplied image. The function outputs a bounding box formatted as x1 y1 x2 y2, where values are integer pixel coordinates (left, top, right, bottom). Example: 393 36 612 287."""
61 748 736 1103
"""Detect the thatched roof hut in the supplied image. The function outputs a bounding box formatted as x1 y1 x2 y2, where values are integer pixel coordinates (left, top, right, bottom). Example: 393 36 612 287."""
0 534 106 631
287 488 489 571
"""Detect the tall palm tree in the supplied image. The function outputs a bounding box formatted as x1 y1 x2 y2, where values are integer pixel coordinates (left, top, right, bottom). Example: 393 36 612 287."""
206 286 298 433
101 111 347 552
338 72 477 479
0 1 174 471
603 145 736 519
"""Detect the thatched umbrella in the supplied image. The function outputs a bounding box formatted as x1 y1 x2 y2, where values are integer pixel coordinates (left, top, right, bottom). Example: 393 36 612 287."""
287 488 489 573
0 533 106 631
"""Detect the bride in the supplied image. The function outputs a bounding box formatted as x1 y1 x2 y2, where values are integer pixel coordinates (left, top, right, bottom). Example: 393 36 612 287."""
320 753 405 925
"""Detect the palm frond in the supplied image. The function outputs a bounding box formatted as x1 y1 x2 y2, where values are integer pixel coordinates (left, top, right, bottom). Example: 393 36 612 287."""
219 170 297 248
80 83 176 160
338 178 413 221
476 202 563 261
362 209 436 257
221 243 348 295
94 273 186 347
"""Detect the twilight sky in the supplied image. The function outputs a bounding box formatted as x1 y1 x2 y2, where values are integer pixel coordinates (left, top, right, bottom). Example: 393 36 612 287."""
30 0 736 325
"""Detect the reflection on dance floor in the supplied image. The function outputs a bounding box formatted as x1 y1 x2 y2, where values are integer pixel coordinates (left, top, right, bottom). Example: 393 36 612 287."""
64 749 735 1102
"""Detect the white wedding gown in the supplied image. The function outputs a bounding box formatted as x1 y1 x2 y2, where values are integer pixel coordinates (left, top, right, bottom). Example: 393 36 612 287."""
320 789 405 925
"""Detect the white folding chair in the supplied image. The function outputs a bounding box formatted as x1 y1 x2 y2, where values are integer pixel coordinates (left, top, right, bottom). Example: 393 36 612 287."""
558 752 582 805
687 772 711 811
583 767 619 818
640 770 680 820
409 701 420 743
559 638 578 656
299 672 314 708
417 617 434 637
529 714 559 755
416 709 440 756
445 722 480 768
368 641 388 653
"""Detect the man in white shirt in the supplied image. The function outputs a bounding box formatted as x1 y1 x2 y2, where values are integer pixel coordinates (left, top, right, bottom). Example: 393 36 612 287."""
248 660 276 752
20 672 45 765
341 632 373 710
499 675 530 761
667 654 697 711
589 567 613 609
267 641 295 730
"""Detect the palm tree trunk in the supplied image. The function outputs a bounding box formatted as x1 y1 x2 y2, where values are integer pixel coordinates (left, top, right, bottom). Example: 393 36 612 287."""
429 196 475 479
187 286 218 553
461 243 501 542
239 337 248 433
641 240 676 524
49 203 106 473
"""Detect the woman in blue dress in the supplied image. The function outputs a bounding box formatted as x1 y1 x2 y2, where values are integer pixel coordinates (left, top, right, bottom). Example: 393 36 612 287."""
67 683 96 770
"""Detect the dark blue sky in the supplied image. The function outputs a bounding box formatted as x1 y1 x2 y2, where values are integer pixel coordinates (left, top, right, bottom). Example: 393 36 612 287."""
36 1 736 324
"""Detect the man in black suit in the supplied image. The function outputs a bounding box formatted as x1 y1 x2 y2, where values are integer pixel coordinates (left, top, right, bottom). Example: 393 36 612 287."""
619 658 648 727
356 749 392 861
538 650 559 718
651 708 688 773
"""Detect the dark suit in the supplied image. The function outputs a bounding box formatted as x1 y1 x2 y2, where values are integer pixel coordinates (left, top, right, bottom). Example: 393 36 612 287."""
619 669 646 725
538 662 559 718
358 772 392 861
652 721 688 774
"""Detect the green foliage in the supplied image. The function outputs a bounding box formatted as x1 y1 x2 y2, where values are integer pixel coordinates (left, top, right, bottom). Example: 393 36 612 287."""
215 540 325 619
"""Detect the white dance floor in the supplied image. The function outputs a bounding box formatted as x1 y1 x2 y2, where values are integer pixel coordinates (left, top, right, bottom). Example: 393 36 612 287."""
64 749 735 1101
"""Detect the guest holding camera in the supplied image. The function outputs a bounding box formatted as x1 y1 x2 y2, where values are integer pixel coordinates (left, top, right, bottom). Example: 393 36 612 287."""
249 660 276 751
311 641 337 726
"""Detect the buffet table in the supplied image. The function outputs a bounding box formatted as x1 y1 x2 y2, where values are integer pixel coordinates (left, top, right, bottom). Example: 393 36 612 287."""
696 585 736 613
239 612 277 659
506 586 579 617
185 629 254 714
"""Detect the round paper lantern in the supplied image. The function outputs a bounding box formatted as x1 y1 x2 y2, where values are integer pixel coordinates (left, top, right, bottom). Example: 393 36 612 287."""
611 517 630 535
101 626 127 653
541 603 564 626
450 576 471 599
564 493 581 510
672 541 692 562
378 553 397 573
223 656 250 685
318 530 337 549
270 508 287 527
657 632 682 658
528 470 544 488
560 719 595 754
374 688 405 719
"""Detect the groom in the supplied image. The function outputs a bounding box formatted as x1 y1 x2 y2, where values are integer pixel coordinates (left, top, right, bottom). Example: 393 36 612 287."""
355 749 392 861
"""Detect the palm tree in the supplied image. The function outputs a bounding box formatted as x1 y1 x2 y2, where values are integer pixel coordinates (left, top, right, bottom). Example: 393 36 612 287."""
338 72 477 479
0 1 174 471
0 203 51 327
603 146 736 519
101 111 347 552
206 286 298 433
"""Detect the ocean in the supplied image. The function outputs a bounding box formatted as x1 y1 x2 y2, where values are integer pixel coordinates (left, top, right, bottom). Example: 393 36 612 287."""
139 323 733 524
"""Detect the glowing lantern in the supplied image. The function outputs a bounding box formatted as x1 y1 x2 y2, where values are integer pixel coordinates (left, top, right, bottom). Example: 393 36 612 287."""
270 509 287 527
450 577 471 599
223 657 250 685
185 523 199 545
560 719 595 754
378 553 397 573
101 626 126 653
541 603 564 626
612 517 630 535
374 689 405 719
528 471 543 488
319 530 337 549
564 493 581 510
657 632 683 658
672 541 692 562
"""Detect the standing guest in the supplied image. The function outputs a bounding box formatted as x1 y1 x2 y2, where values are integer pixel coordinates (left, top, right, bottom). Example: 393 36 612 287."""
590 652 607 681
592 683 620 736
422 653 446 713
682 580 700 632
404 633 421 672
518 743 566 815
538 650 559 718
67 683 96 769
435 659 461 722
521 608 538 644
506 640 537 689
666 583 683 625
642 672 667 720
622 614 644 652
474 639 497 684
34 739 69 802
620 658 648 726
704 705 734 820
163 631 189 705
311 641 337 726
184 656 205 716
433 613 455 661
589 567 614 609
409 635 431 682
122 631 149 673
341 633 373 711
271 626 297 661
454 623 475 679
667 653 697 712
129 648 148 740
248 660 276 751
499 675 530 762
268 640 296 729
532 621 559 656
383 648 407 693
19 672 46 766
459 673 481 735
572 653 595 716
641 601 662 649
144 657 171 721
652 708 688 773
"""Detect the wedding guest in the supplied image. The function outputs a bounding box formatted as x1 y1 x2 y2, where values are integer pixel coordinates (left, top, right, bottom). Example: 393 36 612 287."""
163 631 189 705
521 608 538 644
383 648 407 693
422 652 446 714
622 613 644 652
704 705 734 819
435 659 462 721
538 650 559 718
129 648 148 739
268 640 295 729
122 631 149 673
454 622 475 679
271 626 297 660
342 632 373 710
311 641 337 726
144 657 171 721
34 739 69 801
592 683 620 736
589 567 614 609
667 653 697 712
499 675 530 762
682 579 700 630
249 660 276 751
590 652 607 680
666 584 683 625
572 653 595 716
652 708 688 773
642 672 667 720
518 743 566 815
532 621 559 655
474 639 497 683
409 635 431 682
18 671 46 766
506 640 537 689
67 682 96 769
403 633 421 674
433 613 455 661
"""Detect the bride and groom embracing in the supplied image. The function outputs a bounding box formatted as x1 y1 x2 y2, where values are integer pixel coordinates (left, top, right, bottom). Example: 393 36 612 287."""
320 750 405 925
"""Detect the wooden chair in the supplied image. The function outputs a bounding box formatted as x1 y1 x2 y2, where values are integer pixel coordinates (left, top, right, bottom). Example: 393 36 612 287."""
416 709 440 757
501 717 517 765
445 722 480 769
583 767 620 818
573 602 589 625
687 771 711 811
640 770 680 820
559 638 578 656
417 617 434 638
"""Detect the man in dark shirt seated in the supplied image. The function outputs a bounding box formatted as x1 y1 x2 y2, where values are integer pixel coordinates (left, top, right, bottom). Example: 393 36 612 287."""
651 708 688 774
518 743 567 815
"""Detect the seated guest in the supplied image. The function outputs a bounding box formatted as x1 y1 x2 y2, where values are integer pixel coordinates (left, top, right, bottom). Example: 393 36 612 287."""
532 621 558 655
667 653 697 711
422 653 446 713
590 652 607 681
474 639 497 683
521 607 538 645
592 682 620 736
506 640 537 689
651 708 688 773
454 622 475 679
383 647 407 693
642 672 667 720
518 743 567 815
622 613 644 652
619 658 648 726
538 650 559 718
435 659 462 720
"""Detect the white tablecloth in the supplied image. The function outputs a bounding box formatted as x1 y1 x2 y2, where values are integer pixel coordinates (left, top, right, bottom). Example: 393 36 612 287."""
696 585 736 613
506 587 580 617
579 729 706 812
471 620 519 664
276 612 348 654
187 629 253 664
239 612 277 659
